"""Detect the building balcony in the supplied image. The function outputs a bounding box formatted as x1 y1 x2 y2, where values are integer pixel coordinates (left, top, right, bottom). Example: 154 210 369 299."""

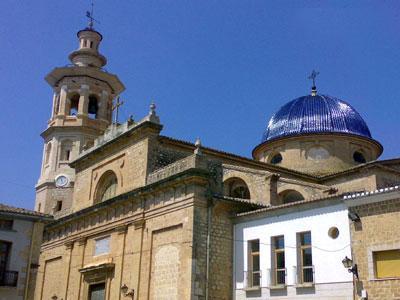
268 268 287 289
244 270 262 290
294 265 314 287
0 270 18 287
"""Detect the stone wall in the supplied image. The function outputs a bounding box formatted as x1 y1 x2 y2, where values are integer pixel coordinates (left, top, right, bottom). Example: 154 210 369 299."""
72 134 151 212
349 198 400 300
35 169 208 300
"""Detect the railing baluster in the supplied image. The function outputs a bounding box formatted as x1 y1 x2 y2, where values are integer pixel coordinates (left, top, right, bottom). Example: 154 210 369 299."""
0 270 19 287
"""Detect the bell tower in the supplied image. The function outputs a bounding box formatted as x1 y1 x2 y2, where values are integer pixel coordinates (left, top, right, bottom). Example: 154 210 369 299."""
35 22 125 216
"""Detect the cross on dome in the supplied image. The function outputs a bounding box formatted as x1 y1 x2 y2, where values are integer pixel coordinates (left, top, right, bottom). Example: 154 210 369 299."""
308 70 319 96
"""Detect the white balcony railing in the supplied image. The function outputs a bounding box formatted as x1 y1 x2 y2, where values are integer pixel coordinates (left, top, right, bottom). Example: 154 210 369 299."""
244 270 262 289
294 265 314 285
268 268 287 287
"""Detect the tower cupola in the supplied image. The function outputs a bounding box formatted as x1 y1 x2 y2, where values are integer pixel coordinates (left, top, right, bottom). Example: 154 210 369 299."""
69 28 106 67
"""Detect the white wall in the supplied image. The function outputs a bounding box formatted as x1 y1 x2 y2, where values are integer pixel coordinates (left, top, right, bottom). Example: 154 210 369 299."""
234 203 353 290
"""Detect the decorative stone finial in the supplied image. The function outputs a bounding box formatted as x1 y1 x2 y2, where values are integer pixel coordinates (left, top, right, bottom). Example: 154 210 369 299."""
194 137 202 155
143 101 160 124
127 115 135 125
150 102 156 115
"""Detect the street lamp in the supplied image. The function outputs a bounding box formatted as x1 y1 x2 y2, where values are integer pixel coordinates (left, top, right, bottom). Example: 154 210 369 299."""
342 256 358 279
121 284 135 299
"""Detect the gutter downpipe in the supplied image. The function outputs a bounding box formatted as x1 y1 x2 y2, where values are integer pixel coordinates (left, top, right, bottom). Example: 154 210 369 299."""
205 198 213 300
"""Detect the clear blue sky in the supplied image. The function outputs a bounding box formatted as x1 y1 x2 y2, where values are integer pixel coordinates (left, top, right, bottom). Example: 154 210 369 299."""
1 1 400 209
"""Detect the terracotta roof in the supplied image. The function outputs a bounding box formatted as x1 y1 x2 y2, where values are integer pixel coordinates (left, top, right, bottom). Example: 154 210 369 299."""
0 203 53 219
235 192 344 218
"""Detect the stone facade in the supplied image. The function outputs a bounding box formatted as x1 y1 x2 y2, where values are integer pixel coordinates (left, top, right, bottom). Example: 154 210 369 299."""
32 20 400 300
346 190 400 300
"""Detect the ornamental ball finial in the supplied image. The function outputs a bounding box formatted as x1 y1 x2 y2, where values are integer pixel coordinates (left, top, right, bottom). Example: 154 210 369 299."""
194 137 202 155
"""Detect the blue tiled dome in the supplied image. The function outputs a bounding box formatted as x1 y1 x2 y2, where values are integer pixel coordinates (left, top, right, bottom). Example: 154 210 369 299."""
262 94 372 142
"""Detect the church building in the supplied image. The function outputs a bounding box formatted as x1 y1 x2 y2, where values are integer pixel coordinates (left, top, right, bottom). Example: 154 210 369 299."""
33 20 400 300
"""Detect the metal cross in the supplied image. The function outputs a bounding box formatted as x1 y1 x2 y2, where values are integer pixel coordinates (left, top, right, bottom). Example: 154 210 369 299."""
112 97 124 124
308 70 320 87
86 0 100 29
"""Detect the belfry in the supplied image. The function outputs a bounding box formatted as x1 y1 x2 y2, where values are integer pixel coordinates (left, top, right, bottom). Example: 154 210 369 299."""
35 20 125 216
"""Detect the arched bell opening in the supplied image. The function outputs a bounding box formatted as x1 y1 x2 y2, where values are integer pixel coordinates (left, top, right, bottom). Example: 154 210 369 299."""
88 95 99 119
68 93 80 116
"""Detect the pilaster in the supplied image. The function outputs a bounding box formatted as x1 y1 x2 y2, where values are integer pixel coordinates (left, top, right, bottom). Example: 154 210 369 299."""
78 84 90 116
99 90 109 121
58 85 68 117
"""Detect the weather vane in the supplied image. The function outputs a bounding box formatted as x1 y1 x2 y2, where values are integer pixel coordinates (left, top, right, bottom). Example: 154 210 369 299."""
308 70 319 88
86 0 100 29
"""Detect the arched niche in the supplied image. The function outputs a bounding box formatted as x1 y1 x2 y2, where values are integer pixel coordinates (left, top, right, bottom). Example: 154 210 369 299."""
278 189 304 204
60 139 73 161
223 177 251 199
94 170 118 204
44 142 52 165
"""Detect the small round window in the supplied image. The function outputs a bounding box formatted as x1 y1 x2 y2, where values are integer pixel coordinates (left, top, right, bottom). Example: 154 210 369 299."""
353 151 366 164
328 227 340 239
270 153 282 164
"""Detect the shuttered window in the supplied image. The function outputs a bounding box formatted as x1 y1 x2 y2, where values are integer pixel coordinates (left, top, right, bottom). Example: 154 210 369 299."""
374 250 400 279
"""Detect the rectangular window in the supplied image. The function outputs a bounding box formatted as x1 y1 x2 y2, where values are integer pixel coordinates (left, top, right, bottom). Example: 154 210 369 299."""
0 219 13 231
374 250 400 279
89 282 106 300
94 236 110 256
272 235 285 285
247 239 260 287
55 201 62 212
298 231 313 283
0 241 15 286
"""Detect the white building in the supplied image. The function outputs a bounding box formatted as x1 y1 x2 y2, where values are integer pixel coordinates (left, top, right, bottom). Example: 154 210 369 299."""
0 204 52 300
234 196 354 300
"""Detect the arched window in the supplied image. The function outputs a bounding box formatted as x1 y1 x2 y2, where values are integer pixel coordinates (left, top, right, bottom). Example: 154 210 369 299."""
68 94 79 116
44 142 52 164
95 171 118 203
270 153 283 164
353 151 366 164
224 177 250 199
88 95 99 119
60 140 73 161
279 190 304 204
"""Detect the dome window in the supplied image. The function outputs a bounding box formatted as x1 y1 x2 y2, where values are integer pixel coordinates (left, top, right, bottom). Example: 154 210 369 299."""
353 151 366 164
270 153 282 164
307 147 329 161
